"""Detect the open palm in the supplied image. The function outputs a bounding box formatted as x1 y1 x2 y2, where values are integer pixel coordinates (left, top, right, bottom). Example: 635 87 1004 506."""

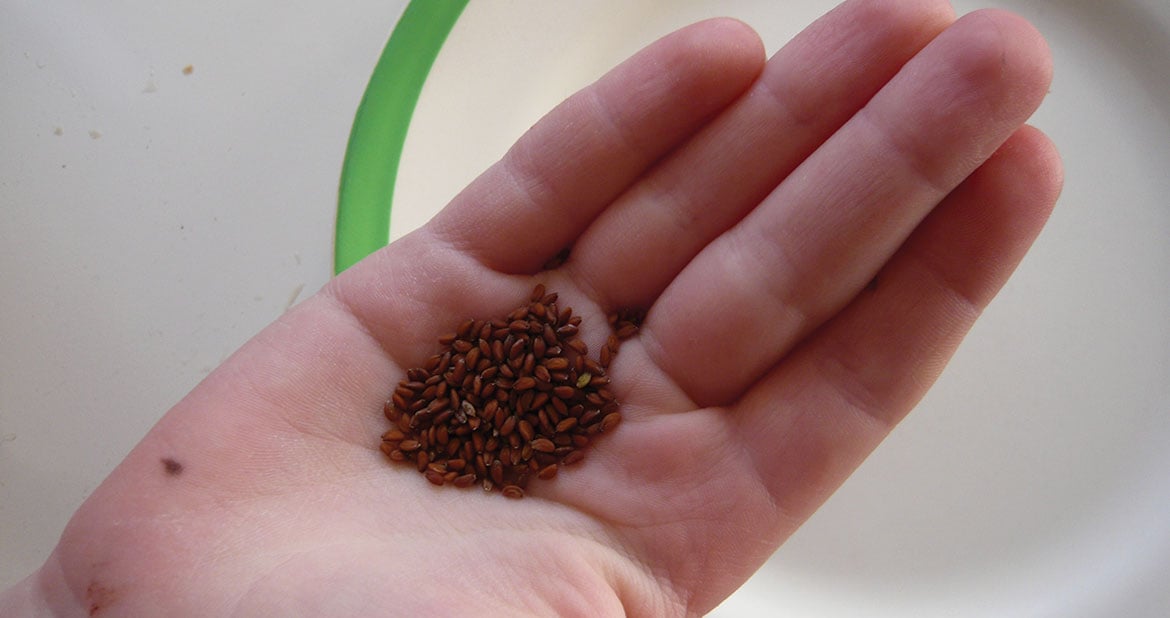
3 1 1062 616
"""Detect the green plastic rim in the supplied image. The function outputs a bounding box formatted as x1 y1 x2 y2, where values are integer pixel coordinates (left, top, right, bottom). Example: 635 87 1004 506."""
334 0 469 274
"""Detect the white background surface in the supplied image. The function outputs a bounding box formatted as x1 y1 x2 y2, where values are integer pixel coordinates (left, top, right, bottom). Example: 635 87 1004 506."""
1 0 410 587
4 1 1170 616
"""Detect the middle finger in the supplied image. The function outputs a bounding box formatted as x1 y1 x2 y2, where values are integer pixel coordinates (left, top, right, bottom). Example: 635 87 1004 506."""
644 10 1054 406
567 0 955 309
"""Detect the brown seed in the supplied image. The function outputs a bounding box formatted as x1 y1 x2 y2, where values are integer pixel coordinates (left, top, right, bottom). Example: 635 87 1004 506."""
501 485 524 499
465 347 481 369
552 385 576 400
379 442 396 457
424 469 445 486
398 440 421 452
530 284 546 302
538 464 558 480
556 417 578 432
385 401 402 422
599 345 612 368
499 415 517 436
508 338 526 359
531 438 556 453
518 419 536 441
514 376 537 391
433 409 455 426
568 339 588 356
563 450 585 465
545 357 569 371
583 358 603 375
454 473 477 488
600 412 622 432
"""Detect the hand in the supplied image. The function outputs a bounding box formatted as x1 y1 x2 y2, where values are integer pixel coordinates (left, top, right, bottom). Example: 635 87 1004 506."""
1 1 1061 615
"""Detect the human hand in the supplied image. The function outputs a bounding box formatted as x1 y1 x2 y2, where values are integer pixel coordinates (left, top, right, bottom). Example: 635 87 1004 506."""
1 0 1061 615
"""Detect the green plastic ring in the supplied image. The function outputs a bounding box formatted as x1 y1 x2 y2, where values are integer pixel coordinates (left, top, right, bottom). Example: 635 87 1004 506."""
334 0 469 274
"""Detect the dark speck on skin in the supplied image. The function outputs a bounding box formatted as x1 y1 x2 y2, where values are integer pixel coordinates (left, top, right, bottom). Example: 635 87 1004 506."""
162 457 184 476
86 582 117 616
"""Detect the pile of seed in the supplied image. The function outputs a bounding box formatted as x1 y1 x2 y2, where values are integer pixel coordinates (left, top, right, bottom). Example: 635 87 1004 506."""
379 285 640 499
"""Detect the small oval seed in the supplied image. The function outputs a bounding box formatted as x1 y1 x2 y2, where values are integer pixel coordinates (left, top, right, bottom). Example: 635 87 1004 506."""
600 412 622 432
518 419 536 441
556 417 578 433
499 415 518 436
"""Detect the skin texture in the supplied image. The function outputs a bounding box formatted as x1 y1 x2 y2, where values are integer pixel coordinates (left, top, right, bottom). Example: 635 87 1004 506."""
0 1 1062 616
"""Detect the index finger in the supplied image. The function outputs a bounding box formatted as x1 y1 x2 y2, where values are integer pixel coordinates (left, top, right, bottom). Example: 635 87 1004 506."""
426 18 766 274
